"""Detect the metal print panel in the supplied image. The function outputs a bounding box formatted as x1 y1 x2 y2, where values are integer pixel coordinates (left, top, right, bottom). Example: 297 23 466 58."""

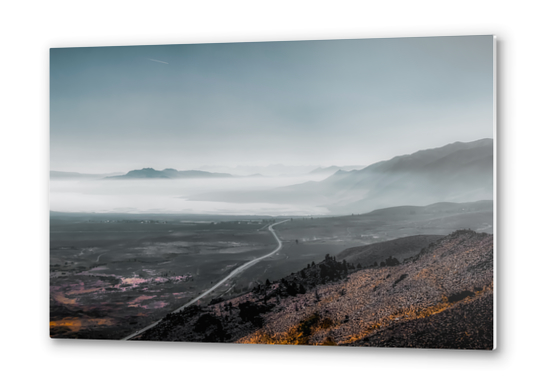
50 35 495 349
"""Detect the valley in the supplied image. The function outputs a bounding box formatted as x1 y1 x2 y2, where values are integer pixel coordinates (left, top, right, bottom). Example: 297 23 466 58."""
50 200 492 341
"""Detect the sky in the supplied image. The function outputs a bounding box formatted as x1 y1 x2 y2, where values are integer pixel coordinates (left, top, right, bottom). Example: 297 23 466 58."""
50 35 494 174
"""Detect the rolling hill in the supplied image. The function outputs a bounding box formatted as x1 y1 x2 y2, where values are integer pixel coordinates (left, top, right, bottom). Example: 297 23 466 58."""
105 168 234 179
335 235 445 266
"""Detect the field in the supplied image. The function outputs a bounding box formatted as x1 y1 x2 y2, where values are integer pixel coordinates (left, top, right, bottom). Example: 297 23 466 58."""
50 201 492 340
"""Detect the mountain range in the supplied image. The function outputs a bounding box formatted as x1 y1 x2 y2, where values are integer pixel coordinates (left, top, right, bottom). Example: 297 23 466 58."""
189 138 493 214
309 165 365 176
199 164 364 177
199 164 318 177
317 138 493 213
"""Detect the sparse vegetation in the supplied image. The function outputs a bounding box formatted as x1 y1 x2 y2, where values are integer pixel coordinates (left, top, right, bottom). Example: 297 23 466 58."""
135 230 493 350
51 209 493 346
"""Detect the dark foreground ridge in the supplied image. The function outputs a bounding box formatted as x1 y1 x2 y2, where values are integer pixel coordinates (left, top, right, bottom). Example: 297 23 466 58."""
336 235 445 265
348 293 493 349
134 230 493 350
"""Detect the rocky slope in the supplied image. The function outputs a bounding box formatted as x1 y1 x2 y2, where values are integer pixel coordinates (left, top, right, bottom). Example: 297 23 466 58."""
135 230 494 350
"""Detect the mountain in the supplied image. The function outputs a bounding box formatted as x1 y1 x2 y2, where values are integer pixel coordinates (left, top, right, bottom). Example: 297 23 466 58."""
50 171 123 180
189 138 493 214
326 138 493 213
199 164 317 177
135 230 493 349
105 168 234 179
308 165 365 176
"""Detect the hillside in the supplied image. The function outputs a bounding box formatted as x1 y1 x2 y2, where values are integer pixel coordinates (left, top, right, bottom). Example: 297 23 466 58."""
134 230 494 349
335 235 444 266
324 138 493 213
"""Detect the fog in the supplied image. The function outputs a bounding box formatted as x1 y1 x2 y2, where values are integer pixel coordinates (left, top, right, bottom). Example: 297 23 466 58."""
50 174 331 216
49 37 494 216
50 139 493 216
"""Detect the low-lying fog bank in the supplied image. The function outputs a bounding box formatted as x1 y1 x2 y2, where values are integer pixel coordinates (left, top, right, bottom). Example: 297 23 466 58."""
50 175 330 216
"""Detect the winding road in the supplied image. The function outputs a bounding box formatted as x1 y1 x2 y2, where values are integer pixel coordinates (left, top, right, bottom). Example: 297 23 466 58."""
121 219 289 341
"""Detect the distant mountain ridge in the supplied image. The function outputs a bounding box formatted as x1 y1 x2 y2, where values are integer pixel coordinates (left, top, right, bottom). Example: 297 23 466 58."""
188 138 494 214
326 138 493 213
277 138 493 213
106 168 234 180
309 165 365 176
199 164 317 177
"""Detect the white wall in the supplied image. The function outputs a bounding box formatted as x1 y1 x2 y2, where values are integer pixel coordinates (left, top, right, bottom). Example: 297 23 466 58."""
1 1 540 383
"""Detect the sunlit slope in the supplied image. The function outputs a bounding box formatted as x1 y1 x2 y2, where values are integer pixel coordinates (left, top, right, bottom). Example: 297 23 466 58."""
239 230 493 349
136 230 493 349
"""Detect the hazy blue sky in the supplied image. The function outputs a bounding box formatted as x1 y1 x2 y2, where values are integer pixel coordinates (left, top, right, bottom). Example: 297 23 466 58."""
50 35 494 173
